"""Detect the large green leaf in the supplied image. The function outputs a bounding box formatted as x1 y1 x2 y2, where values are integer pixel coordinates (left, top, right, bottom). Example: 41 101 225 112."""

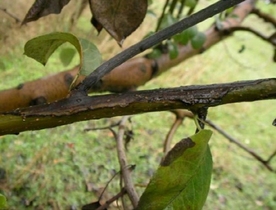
24 32 102 76
137 129 213 210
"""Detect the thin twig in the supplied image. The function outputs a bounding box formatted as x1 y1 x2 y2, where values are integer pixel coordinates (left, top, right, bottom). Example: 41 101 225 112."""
266 150 276 163
155 0 170 32
167 110 276 172
0 7 21 23
251 7 276 28
205 119 275 172
163 110 191 155
96 188 127 210
116 116 139 207
163 117 184 155
84 122 120 132
177 0 186 19
229 26 276 46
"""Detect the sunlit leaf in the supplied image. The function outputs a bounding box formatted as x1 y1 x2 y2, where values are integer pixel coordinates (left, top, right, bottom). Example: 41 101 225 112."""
191 32 206 49
22 0 71 24
24 32 102 76
137 129 213 210
89 0 148 45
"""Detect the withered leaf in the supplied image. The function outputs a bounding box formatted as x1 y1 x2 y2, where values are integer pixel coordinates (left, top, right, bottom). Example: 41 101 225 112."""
22 0 71 25
91 16 103 34
89 0 148 45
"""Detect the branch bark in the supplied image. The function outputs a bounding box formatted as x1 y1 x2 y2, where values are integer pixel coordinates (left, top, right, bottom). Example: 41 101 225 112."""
115 116 139 207
1 78 276 135
0 0 256 112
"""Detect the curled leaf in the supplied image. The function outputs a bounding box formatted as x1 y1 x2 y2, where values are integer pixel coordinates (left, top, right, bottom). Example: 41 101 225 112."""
89 0 148 45
24 32 102 76
22 0 71 24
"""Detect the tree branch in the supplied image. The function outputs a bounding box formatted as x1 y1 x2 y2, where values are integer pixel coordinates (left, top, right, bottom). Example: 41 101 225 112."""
251 7 276 28
115 116 139 208
228 26 276 46
1 78 276 135
0 7 21 23
96 188 127 210
74 0 246 93
0 0 256 112
205 119 275 172
163 110 192 155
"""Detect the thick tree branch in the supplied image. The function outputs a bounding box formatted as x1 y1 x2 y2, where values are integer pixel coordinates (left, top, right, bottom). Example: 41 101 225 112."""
1 78 276 135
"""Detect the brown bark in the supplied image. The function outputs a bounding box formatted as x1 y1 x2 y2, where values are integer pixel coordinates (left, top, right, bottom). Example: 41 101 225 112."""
0 0 256 112
1 78 275 135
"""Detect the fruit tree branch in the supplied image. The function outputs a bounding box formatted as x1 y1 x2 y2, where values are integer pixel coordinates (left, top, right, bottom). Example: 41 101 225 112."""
75 0 246 93
1 78 276 135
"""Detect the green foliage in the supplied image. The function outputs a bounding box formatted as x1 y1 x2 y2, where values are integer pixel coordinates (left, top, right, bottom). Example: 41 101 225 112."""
137 130 213 210
167 40 179 59
191 32 206 49
59 47 76 67
184 0 197 8
0 194 8 209
159 14 177 31
24 32 102 76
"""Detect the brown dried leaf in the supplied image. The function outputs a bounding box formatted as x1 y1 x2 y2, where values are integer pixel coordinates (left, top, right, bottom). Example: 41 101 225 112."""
89 0 148 45
91 16 103 34
22 0 71 24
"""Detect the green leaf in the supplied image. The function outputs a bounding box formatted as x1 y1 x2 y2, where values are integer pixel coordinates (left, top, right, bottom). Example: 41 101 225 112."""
137 129 213 210
59 48 76 67
24 32 102 76
0 60 6 71
78 39 102 76
187 26 198 39
191 32 206 49
185 0 197 8
173 30 190 45
0 194 8 209
167 40 179 59
159 14 177 30
147 48 162 59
